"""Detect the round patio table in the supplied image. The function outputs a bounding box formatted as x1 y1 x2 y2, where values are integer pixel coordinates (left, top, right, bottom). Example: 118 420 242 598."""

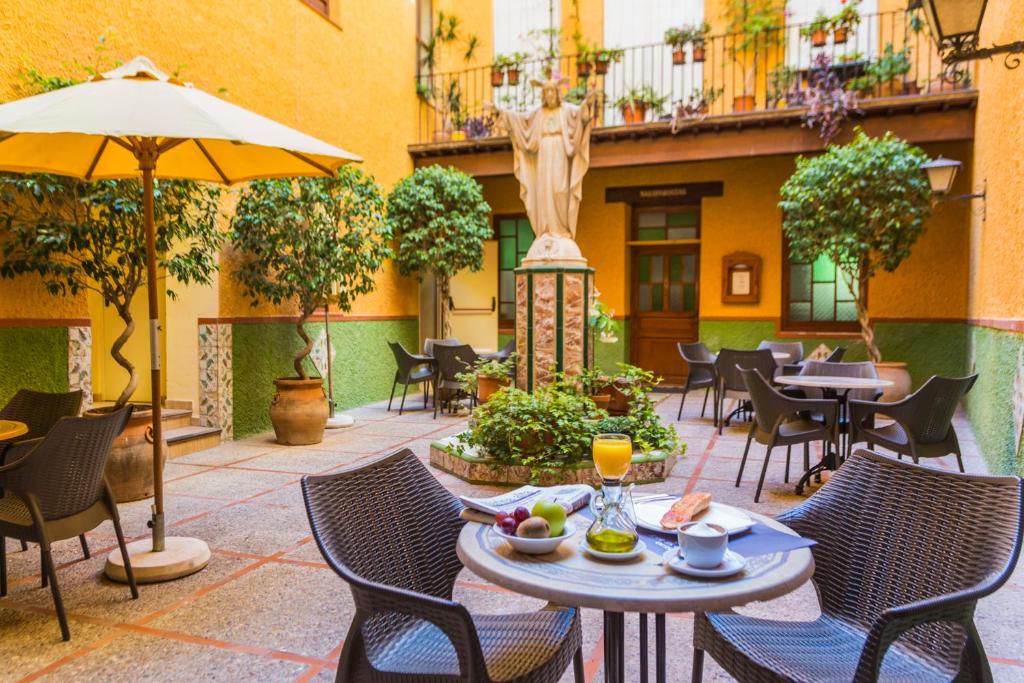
457 505 814 683
776 375 893 494
0 420 27 441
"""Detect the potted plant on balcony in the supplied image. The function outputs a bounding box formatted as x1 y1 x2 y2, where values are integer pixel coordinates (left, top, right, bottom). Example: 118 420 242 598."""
671 86 725 130
689 22 711 62
457 354 516 403
727 0 785 113
389 166 491 340
866 43 914 96
802 11 831 47
593 47 624 75
230 168 392 445
829 0 861 44
574 40 594 77
506 52 529 85
614 85 667 124
490 54 509 87
779 130 932 400
768 63 798 108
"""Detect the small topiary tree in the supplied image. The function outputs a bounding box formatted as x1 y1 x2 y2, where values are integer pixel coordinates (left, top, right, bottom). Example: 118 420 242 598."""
229 167 392 378
387 166 491 338
779 130 932 362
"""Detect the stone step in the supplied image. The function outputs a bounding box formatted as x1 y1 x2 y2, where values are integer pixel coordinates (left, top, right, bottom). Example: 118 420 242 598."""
161 408 193 431
166 424 222 460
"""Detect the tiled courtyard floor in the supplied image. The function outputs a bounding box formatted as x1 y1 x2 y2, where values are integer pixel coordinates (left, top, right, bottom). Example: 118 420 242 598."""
1 394 1021 682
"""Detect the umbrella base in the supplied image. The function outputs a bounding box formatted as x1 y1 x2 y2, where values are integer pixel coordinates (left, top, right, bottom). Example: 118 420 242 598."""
325 414 355 429
105 536 210 584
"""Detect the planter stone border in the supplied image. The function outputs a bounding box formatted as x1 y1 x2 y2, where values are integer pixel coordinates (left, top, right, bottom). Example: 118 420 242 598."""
429 433 677 486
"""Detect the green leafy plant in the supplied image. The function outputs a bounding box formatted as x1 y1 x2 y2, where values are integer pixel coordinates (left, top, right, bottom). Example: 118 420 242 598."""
726 0 785 94
456 354 516 395
589 299 619 344
593 47 624 64
768 64 798 107
664 27 686 49
683 22 712 44
596 364 680 453
800 11 831 38
611 362 659 399
864 43 912 84
613 85 668 113
387 166 491 338
230 168 392 379
830 1 862 31
578 367 613 396
778 130 932 362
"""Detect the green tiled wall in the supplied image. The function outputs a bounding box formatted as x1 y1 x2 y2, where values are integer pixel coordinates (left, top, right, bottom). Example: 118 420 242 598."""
0 327 69 406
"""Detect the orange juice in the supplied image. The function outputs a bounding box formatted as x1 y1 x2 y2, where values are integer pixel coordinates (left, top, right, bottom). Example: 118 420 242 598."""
593 435 633 480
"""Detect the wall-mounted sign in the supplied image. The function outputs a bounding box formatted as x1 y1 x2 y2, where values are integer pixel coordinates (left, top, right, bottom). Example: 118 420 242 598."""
722 251 761 304
605 181 724 206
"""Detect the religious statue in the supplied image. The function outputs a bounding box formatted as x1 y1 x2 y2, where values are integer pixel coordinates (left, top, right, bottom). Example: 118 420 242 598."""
486 79 598 265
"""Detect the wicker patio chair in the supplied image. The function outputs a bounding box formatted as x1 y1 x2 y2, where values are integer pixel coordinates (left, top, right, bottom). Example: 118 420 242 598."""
824 346 846 362
676 342 716 421
713 348 776 434
423 337 460 357
693 449 1023 683
301 449 584 683
848 374 978 471
432 343 479 419
756 340 804 366
736 368 839 502
387 342 435 415
0 406 139 641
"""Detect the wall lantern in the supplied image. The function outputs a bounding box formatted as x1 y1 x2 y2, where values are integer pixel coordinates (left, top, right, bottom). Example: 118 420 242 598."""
911 0 1024 67
922 156 985 219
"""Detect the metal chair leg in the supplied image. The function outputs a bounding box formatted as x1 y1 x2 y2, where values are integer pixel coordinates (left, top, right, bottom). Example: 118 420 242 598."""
0 536 6 597
20 539 27 552
41 545 70 641
79 534 89 559
386 376 397 411
691 648 705 683
785 445 792 483
736 430 754 487
677 387 688 421
754 445 774 503
804 442 810 472
955 452 965 473
573 645 584 683
398 382 409 415
111 513 139 600
700 386 710 418
41 551 47 587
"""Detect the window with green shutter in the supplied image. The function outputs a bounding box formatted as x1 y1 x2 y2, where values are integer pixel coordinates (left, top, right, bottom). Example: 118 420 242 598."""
783 248 862 332
496 215 534 327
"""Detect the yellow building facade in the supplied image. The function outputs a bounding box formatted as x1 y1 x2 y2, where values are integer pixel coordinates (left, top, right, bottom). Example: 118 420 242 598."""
0 0 1020 474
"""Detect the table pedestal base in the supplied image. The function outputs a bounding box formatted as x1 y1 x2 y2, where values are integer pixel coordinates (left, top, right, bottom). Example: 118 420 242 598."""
795 448 836 495
602 612 666 683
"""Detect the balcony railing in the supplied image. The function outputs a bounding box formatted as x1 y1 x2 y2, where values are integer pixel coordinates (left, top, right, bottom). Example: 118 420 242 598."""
414 9 974 146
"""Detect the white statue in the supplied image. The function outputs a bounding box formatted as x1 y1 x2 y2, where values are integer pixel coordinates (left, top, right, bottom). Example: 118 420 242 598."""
487 79 598 265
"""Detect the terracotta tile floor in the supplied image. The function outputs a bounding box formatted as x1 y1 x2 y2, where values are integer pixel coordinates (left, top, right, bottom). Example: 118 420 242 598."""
2 394 1022 682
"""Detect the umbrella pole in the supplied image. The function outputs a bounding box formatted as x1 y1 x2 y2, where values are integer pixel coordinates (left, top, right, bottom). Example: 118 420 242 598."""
142 161 166 553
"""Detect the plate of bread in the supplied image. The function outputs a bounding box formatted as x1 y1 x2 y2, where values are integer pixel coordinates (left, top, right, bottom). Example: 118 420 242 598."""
634 492 754 535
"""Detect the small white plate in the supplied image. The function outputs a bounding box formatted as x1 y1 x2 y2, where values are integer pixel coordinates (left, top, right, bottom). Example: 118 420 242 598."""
580 538 647 562
662 548 747 578
634 500 755 536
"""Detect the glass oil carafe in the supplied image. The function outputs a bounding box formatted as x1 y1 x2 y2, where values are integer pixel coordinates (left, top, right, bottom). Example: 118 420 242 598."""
586 434 639 553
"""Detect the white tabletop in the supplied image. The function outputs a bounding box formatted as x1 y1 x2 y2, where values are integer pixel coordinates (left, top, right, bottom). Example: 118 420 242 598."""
456 504 814 614
771 352 791 361
779 375 894 390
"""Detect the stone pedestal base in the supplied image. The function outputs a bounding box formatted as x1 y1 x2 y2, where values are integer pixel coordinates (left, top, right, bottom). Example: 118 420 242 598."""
515 265 594 390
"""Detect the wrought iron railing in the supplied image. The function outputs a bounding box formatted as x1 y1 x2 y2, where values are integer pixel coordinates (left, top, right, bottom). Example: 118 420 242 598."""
414 9 973 145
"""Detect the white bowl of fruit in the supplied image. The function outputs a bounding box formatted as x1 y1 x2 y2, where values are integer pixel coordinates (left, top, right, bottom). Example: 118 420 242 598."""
492 500 575 555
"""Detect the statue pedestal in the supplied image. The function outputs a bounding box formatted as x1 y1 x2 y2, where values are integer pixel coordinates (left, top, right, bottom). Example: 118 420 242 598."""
515 265 594 390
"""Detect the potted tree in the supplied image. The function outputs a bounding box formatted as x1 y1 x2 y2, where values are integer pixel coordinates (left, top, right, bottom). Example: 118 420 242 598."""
388 166 491 339
0 174 221 502
230 168 391 445
779 130 932 400
727 0 785 112
614 85 667 124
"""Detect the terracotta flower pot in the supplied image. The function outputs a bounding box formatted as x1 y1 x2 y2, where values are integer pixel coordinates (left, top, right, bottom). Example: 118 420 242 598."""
875 362 913 403
507 68 521 86
903 80 921 95
733 95 756 112
620 104 648 124
87 404 166 503
595 60 610 75
477 374 511 403
577 60 592 77
810 29 828 47
270 377 328 445
692 43 706 62
591 393 612 411
490 69 505 87
833 27 849 44
878 79 905 97
672 48 686 65
598 383 632 416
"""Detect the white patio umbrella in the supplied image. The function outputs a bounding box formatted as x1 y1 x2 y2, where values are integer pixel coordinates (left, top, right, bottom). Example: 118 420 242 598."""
0 56 360 582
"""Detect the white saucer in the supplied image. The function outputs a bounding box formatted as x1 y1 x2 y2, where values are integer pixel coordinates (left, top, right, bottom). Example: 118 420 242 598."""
580 539 647 562
662 548 747 578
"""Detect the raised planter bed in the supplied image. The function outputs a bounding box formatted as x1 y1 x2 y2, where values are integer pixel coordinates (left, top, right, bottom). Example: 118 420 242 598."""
429 433 678 486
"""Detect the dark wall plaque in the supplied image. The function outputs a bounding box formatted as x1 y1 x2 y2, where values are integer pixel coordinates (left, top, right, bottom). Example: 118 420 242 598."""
605 181 724 206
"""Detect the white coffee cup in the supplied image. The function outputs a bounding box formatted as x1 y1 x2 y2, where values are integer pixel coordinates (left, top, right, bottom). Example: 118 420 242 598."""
677 521 728 569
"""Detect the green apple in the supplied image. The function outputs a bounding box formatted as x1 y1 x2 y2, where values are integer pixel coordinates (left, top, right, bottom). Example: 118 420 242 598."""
532 498 567 537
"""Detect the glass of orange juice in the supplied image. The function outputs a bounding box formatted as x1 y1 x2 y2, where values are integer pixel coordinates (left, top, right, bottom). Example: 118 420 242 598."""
593 433 633 481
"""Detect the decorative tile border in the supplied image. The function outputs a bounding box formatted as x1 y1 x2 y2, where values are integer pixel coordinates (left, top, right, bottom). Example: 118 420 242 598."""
198 323 233 439
67 326 92 411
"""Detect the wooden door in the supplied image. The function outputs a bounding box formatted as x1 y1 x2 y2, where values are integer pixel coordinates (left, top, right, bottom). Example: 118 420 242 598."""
630 246 699 384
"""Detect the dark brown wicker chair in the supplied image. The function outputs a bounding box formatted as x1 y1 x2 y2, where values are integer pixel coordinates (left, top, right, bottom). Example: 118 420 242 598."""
676 342 716 421
432 343 479 419
693 449 1023 683
0 406 139 641
387 342 435 415
736 368 839 502
848 374 978 471
824 346 846 362
714 348 777 434
301 449 583 683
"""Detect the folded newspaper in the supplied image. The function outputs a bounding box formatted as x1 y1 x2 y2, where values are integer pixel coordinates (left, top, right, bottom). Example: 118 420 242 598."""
459 484 594 524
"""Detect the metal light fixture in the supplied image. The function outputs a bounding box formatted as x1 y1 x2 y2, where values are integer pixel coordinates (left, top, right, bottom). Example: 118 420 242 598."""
921 156 962 194
912 0 1024 67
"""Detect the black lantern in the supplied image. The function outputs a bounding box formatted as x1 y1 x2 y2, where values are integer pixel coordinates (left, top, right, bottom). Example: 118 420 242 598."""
913 0 1024 66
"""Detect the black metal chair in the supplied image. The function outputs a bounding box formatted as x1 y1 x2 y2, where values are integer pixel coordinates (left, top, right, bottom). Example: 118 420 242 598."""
432 343 479 419
694 449 1023 683
848 374 978 471
736 368 839 502
302 449 584 682
387 342 435 415
824 346 846 362
0 406 139 641
676 342 716 421
713 348 776 434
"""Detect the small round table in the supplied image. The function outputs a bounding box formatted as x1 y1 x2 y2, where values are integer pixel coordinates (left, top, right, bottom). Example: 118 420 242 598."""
0 420 28 441
457 506 814 683
777 375 893 494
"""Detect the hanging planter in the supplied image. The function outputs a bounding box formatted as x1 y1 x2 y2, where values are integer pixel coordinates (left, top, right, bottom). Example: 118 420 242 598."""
594 60 610 76
490 68 505 87
833 26 849 44
507 67 521 85
692 42 706 62
672 48 686 65
577 59 592 77
810 29 828 47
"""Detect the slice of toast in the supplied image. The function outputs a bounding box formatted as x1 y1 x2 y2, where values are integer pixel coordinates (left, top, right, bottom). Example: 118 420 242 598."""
659 492 712 530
